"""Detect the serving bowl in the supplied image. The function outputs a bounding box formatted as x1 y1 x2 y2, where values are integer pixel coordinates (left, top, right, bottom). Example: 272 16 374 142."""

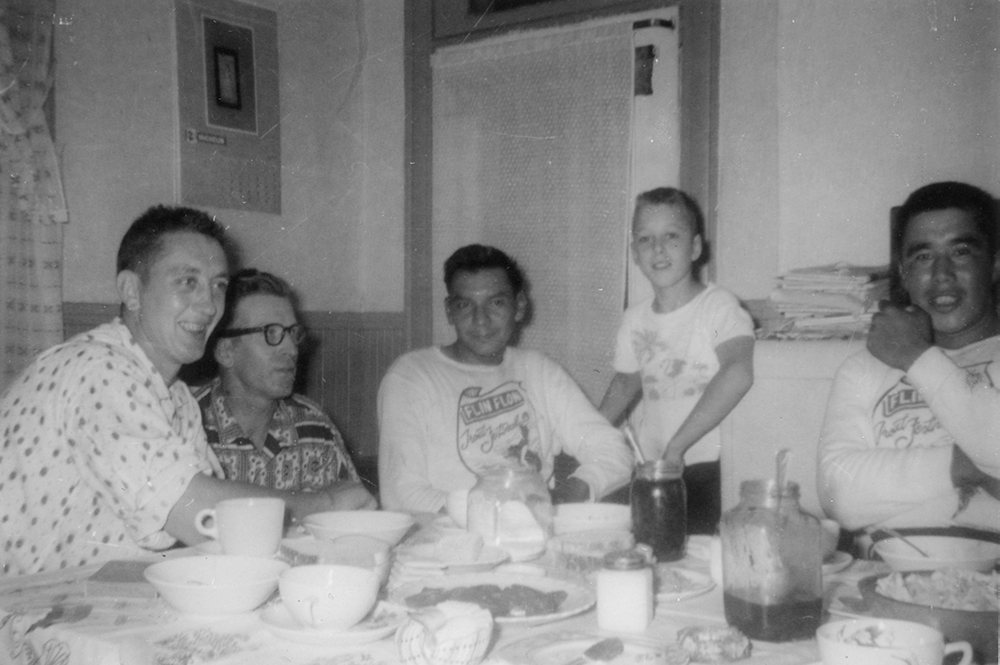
858 571 998 664
304 510 415 546
144 555 289 615
872 536 1000 572
552 503 631 535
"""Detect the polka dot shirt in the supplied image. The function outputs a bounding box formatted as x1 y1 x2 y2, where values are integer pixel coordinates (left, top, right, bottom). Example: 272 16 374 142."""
0 319 215 576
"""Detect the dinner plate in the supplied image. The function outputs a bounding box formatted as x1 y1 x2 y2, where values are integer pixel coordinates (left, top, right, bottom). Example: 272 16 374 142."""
260 601 407 647
655 566 715 603
390 572 595 625
498 631 690 665
823 551 854 576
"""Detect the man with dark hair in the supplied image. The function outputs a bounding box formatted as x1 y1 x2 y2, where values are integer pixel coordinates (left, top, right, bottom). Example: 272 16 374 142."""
0 206 373 576
819 182 1000 543
194 268 362 490
377 243 632 513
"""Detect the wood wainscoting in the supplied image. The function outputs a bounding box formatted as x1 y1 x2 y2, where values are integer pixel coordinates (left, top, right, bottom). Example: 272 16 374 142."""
62 303 408 493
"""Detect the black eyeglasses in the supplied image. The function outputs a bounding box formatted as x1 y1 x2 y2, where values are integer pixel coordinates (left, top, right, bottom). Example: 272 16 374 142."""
218 323 307 346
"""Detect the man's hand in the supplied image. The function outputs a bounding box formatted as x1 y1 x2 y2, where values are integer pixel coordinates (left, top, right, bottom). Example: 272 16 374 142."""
326 481 379 511
551 476 590 504
660 446 685 471
866 300 933 371
952 445 1000 502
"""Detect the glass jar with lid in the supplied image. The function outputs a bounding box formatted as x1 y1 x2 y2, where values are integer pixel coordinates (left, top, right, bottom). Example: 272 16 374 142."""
631 459 686 562
466 463 553 562
719 479 822 641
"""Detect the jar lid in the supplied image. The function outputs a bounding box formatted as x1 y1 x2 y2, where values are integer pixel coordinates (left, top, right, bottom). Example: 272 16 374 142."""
601 548 649 570
635 459 683 480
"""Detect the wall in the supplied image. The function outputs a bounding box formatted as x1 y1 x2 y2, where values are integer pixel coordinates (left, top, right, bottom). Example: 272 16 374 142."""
55 0 406 461
55 0 404 313
716 0 1000 300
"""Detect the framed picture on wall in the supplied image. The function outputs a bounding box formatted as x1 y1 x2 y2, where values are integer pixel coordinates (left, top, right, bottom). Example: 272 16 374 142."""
203 16 256 133
213 47 241 110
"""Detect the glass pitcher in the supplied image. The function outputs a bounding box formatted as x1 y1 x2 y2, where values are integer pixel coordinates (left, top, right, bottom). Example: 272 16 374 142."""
719 479 822 641
466 463 553 561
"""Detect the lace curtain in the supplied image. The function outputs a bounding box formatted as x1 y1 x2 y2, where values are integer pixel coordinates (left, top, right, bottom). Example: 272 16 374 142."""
0 0 66 392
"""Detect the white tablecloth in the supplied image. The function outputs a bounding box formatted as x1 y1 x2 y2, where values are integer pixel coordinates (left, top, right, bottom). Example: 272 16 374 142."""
0 534 879 665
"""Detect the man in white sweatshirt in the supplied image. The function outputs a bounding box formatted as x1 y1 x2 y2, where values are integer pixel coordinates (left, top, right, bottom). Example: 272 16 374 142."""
377 244 633 514
819 181 1000 544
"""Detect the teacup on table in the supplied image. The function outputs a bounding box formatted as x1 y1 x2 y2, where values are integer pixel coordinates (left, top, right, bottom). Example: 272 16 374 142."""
817 618 973 665
195 497 285 557
279 564 380 630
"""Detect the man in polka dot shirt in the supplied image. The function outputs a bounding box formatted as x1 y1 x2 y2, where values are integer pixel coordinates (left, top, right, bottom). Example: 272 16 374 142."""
0 206 375 575
193 268 362 491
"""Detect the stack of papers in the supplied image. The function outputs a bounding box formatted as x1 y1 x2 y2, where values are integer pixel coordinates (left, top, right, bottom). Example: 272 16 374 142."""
757 263 890 339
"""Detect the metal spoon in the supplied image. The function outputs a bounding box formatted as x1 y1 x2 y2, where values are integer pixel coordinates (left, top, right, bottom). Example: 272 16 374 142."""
622 424 646 465
565 637 625 665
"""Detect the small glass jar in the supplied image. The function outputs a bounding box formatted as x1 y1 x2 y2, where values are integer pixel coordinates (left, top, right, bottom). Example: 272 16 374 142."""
719 480 822 642
466 464 553 562
596 546 654 633
631 460 686 562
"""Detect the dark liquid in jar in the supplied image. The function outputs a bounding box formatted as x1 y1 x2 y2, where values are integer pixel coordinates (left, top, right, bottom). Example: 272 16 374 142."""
631 475 686 562
723 593 822 641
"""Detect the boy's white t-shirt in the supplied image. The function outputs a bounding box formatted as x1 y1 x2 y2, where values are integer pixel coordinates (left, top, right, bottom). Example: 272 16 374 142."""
612 283 754 464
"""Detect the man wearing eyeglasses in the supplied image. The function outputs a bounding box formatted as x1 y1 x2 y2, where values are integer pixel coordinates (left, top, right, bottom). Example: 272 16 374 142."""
192 269 365 493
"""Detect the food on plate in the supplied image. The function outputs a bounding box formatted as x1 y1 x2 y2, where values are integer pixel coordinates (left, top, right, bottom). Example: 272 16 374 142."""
875 569 999 612
657 566 710 596
677 625 752 662
405 583 567 618
433 532 484 564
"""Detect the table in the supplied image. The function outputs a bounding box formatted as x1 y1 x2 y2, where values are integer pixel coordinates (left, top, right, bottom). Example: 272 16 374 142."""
0 533 879 665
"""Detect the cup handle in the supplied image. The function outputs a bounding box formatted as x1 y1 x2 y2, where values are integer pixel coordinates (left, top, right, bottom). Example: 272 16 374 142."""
194 508 218 539
306 597 322 628
944 641 973 665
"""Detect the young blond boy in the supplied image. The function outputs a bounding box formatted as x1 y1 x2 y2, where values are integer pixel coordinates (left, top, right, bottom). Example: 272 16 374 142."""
599 187 755 533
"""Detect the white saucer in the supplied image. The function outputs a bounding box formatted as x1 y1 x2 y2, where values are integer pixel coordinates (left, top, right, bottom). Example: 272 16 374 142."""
823 551 854 576
260 601 407 646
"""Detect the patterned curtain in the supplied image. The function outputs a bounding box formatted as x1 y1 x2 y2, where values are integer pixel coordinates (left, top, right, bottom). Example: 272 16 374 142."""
0 0 66 393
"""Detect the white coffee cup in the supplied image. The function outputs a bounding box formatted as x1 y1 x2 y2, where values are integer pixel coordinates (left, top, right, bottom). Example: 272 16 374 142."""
195 497 285 557
279 564 379 630
817 618 973 665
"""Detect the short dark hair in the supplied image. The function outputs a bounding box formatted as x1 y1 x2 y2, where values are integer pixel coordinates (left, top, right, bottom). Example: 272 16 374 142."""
893 181 998 261
444 244 527 296
116 205 236 280
215 268 298 335
633 187 706 240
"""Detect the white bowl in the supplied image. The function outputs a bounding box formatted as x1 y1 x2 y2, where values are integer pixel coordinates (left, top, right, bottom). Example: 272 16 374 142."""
304 510 415 546
144 555 288 615
873 536 1000 572
553 503 631 535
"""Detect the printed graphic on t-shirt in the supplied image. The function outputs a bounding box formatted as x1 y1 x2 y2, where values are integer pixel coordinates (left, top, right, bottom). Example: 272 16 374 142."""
873 359 995 449
456 382 542 474
632 328 712 401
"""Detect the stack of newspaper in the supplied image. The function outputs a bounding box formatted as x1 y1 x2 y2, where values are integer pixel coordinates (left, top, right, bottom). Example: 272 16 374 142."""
758 262 890 339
